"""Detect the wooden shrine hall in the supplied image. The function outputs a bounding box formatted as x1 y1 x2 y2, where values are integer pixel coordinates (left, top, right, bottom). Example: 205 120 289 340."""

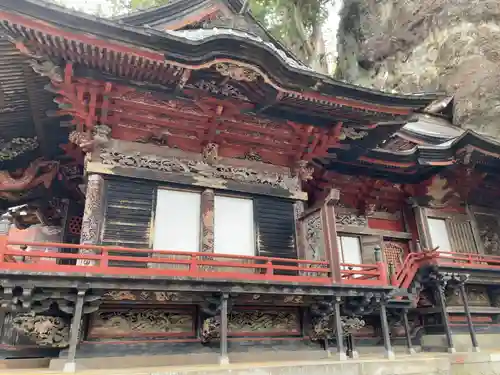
1 0 500 371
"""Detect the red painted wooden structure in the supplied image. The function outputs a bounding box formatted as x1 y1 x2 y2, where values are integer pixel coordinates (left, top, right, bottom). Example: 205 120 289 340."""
0 238 388 286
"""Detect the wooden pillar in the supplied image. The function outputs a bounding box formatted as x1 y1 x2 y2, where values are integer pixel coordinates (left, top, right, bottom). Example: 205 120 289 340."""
63 290 86 373
414 206 431 249
219 293 229 365
347 333 358 359
322 189 340 282
0 213 11 263
380 303 395 359
402 309 416 354
459 283 480 352
434 282 456 353
334 297 347 360
200 189 215 253
78 174 105 266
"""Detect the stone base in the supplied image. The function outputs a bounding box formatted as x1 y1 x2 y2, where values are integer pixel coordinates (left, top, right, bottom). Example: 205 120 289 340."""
62 361 76 373
422 333 497 352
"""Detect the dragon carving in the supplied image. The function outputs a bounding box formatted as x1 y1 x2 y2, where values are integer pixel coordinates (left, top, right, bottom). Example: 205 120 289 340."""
0 158 59 200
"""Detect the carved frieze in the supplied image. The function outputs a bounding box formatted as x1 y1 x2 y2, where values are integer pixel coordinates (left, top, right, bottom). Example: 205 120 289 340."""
99 149 300 192
335 213 368 227
340 128 368 140
215 63 258 82
12 313 69 347
0 137 39 161
475 213 500 255
0 158 59 201
89 309 194 338
102 290 184 302
305 213 325 261
446 285 490 307
191 80 249 101
228 310 300 333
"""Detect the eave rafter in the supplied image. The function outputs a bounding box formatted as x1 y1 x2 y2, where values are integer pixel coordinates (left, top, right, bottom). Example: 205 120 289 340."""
0 9 424 124
42 66 344 171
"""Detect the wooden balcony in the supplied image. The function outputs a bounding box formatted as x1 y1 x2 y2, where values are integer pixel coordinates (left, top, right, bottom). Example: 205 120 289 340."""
392 250 500 289
0 239 389 286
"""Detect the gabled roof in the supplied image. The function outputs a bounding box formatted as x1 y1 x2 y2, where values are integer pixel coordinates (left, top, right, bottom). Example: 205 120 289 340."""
114 0 303 67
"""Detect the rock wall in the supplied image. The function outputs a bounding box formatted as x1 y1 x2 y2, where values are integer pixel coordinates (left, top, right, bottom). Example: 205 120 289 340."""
335 0 500 137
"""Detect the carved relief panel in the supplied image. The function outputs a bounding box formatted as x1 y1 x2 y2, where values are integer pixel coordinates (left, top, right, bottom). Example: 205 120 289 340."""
228 308 300 336
304 212 326 261
474 211 500 255
87 308 195 339
445 285 491 307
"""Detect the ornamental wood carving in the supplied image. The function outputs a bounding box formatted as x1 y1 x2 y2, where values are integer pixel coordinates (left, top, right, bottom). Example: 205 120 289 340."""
89 309 194 338
79 175 105 266
215 63 258 82
100 149 300 192
475 213 500 255
102 290 184 302
12 314 69 347
201 189 215 253
228 310 300 333
0 158 59 200
446 285 490 307
335 213 368 226
305 213 326 261
0 137 39 161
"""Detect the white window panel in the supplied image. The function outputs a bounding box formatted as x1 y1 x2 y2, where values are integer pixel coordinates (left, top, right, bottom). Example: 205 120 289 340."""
214 195 255 256
337 236 363 265
427 217 452 252
153 189 201 252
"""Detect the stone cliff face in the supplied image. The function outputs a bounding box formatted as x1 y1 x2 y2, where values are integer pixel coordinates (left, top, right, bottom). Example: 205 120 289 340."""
335 0 500 137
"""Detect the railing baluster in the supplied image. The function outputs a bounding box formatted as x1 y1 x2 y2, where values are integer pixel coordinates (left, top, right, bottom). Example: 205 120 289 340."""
266 260 273 277
100 247 108 269
0 234 6 264
191 255 198 272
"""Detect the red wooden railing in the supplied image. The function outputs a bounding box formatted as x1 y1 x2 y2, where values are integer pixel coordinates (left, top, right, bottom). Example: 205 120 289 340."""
0 240 388 286
391 249 500 289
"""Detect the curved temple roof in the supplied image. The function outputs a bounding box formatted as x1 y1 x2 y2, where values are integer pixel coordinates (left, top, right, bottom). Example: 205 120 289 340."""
3 0 500 186
0 0 440 110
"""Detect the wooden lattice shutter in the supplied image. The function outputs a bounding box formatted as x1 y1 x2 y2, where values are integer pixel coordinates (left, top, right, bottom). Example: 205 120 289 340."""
254 197 297 275
101 177 155 267
446 216 478 254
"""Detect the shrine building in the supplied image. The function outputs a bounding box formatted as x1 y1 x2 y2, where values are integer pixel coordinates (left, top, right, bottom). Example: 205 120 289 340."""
0 0 500 371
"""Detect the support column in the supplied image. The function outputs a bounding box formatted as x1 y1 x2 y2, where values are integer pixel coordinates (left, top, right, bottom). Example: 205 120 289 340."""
200 189 215 253
459 282 480 352
322 189 340 282
219 293 229 365
402 309 416 354
380 303 395 359
334 297 347 360
434 282 456 353
78 174 105 266
0 212 11 263
63 290 86 373
347 333 358 359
